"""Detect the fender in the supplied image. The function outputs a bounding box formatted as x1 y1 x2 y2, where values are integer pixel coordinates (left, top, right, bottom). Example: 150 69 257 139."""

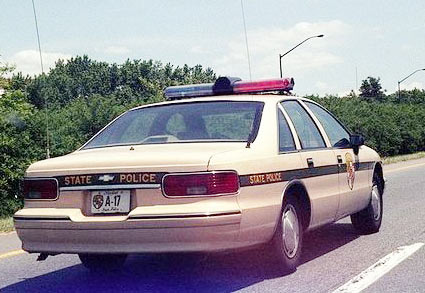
274 179 312 232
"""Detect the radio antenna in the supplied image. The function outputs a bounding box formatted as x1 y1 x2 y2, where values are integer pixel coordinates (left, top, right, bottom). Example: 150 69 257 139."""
240 0 252 80
31 0 50 158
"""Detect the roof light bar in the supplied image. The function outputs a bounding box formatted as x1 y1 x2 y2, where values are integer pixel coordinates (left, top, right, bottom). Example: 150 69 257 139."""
164 77 294 100
163 83 213 100
212 76 241 95
233 78 294 94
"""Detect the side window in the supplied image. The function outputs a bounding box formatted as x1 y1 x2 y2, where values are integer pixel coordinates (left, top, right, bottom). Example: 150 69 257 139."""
281 101 326 149
305 102 350 147
278 110 296 152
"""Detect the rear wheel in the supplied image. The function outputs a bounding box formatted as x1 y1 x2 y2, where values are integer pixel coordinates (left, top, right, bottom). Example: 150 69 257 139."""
78 254 127 272
351 173 383 234
268 196 303 273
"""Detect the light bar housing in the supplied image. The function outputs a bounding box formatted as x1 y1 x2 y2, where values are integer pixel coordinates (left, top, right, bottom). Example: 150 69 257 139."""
164 83 213 100
164 77 294 100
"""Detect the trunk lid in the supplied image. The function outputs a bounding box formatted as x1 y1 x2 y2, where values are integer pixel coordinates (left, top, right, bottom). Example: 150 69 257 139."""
26 143 244 177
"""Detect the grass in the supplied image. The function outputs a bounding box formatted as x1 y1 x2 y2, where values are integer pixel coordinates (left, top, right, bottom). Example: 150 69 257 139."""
0 217 14 233
383 151 425 165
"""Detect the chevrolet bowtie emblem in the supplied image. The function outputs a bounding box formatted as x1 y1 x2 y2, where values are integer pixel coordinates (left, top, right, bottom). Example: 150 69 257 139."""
98 175 115 182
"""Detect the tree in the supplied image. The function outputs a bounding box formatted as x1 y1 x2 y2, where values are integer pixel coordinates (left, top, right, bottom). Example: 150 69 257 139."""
359 76 385 101
0 61 15 90
0 90 43 215
24 56 216 108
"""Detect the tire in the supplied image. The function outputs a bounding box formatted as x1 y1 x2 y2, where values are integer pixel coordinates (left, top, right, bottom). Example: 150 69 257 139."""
268 196 303 273
351 172 383 234
78 254 127 272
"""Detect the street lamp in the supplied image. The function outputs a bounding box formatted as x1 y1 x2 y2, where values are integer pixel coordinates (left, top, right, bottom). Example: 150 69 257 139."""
279 34 324 78
398 68 425 99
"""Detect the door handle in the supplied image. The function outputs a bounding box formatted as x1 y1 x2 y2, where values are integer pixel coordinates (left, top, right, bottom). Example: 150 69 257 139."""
307 158 314 168
337 155 343 164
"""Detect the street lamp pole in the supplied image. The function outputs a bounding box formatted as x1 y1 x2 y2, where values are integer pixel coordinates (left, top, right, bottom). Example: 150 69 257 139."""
398 68 425 99
279 34 324 78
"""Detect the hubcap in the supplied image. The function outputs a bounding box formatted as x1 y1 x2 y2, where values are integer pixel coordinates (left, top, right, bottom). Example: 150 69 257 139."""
282 204 300 258
371 185 381 220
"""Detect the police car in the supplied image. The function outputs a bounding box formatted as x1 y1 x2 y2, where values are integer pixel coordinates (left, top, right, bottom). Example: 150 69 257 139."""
14 77 384 272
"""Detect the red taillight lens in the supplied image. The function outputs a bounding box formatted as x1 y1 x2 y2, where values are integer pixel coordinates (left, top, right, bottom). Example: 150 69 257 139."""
23 179 58 200
163 172 239 197
233 78 294 94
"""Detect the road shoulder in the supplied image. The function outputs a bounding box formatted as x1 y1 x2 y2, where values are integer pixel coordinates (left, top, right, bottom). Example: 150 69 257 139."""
384 157 425 173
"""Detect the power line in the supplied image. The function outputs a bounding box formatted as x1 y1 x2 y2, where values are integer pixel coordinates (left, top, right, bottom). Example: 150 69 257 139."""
31 0 44 73
356 66 358 91
240 0 252 80
31 0 50 158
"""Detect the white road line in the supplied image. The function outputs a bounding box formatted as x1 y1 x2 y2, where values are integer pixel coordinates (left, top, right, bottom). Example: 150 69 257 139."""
0 249 25 260
331 242 424 293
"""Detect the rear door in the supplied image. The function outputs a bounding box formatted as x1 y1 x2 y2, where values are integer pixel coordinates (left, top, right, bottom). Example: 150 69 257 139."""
303 101 370 219
280 100 340 228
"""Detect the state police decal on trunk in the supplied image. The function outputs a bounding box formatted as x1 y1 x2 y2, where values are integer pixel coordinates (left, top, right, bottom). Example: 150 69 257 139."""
345 153 355 190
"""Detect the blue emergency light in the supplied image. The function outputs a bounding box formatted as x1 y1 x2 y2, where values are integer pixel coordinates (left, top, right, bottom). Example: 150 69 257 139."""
164 77 294 100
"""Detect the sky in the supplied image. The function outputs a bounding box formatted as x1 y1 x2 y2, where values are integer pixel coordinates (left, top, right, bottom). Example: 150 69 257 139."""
0 0 424 96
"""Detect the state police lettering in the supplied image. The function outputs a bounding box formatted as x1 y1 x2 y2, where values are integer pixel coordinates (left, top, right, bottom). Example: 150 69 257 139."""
249 172 283 185
119 173 156 184
58 172 164 187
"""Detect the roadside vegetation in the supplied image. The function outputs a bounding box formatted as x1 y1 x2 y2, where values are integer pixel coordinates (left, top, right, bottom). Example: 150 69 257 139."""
0 217 14 233
1 58 425 218
309 77 425 157
382 151 425 165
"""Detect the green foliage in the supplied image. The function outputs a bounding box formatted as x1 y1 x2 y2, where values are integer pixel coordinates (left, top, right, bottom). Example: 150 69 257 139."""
388 89 425 104
48 94 129 155
0 90 44 215
0 62 15 90
21 56 216 108
359 76 385 101
310 95 425 156
0 217 14 233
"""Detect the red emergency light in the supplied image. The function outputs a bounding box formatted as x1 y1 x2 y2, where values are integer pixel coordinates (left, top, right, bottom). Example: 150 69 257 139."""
233 78 293 94
164 77 294 100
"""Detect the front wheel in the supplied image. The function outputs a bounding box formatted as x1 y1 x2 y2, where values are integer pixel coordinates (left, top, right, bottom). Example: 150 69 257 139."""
351 173 383 234
268 196 303 273
79 254 127 272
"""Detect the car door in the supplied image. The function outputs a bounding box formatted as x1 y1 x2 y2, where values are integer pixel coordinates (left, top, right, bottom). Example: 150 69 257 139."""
303 101 370 219
280 100 340 228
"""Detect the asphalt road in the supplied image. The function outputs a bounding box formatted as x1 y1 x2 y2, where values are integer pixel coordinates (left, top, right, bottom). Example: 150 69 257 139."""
1 159 424 293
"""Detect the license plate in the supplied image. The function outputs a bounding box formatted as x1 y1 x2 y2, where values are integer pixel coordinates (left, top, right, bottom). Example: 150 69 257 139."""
91 190 130 214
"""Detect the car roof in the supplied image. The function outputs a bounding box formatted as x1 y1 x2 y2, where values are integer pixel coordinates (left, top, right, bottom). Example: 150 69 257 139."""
129 94 315 111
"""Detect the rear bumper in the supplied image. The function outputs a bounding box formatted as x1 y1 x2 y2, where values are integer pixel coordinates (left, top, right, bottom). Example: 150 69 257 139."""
14 208 242 254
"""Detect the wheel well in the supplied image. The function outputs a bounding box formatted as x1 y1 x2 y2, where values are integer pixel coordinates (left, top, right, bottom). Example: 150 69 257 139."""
374 162 385 192
284 182 311 231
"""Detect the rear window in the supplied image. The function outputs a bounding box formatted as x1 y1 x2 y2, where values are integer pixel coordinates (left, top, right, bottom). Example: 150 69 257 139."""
83 101 264 149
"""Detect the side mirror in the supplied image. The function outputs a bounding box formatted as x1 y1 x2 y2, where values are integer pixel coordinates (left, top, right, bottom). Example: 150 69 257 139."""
350 134 364 155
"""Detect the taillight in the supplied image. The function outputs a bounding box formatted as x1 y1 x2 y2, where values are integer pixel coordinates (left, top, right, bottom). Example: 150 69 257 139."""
163 172 239 197
23 178 58 200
